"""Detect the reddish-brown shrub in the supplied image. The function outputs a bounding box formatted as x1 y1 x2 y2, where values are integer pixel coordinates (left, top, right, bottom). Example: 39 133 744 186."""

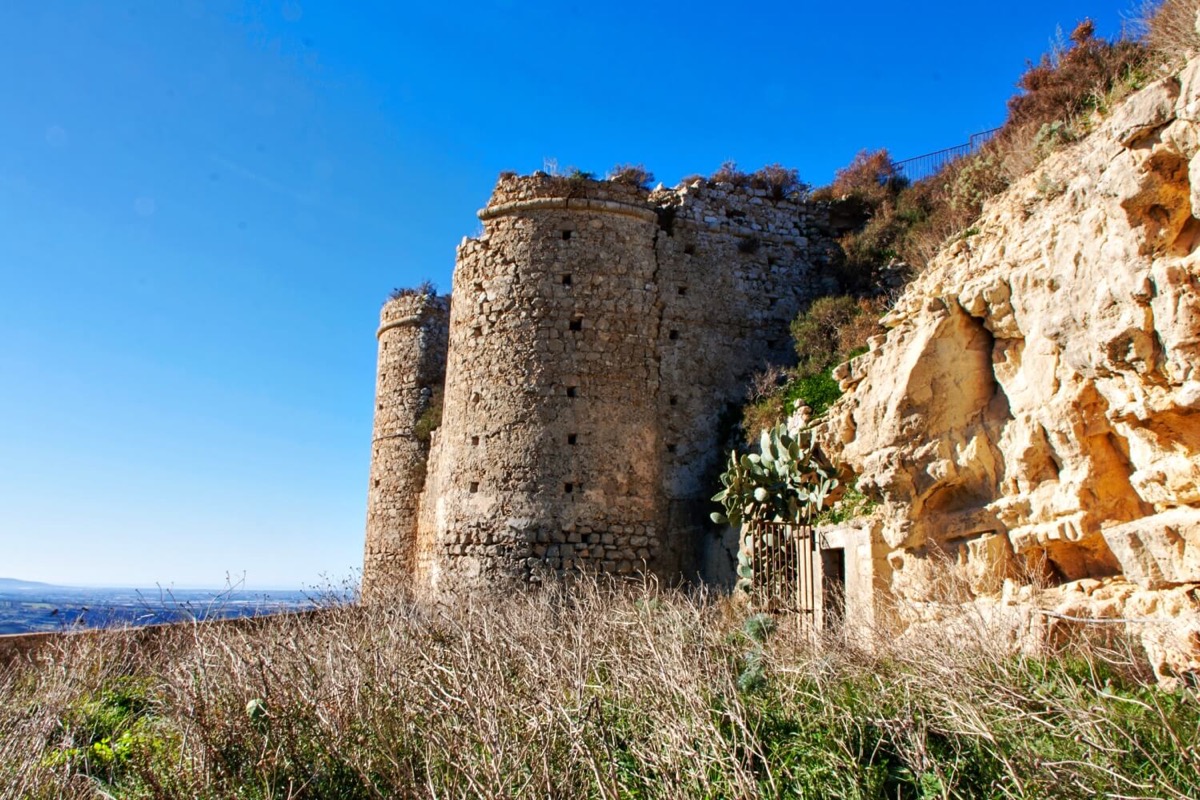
710 160 751 187
815 149 904 207
1007 20 1146 132
749 163 806 200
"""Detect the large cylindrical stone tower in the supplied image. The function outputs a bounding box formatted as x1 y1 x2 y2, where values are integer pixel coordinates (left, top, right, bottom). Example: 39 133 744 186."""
362 290 449 596
417 175 666 591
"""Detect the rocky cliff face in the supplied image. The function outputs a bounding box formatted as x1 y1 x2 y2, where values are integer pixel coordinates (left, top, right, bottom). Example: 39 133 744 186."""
820 59 1200 682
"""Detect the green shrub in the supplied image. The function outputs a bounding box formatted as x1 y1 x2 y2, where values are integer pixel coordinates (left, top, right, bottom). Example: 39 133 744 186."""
786 369 842 417
42 676 181 790
791 296 864 375
739 296 880 441
740 392 786 443
413 387 444 444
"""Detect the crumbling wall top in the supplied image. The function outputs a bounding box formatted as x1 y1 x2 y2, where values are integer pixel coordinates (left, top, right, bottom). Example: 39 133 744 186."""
480 172 657 222
378 292 451 337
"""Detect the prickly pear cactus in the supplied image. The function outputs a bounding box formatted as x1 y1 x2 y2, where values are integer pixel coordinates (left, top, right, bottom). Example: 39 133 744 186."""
711 424 837 593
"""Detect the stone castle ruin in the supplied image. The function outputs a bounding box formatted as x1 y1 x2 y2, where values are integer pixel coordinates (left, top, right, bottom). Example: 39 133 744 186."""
361 55 1200 680
363 172 836 595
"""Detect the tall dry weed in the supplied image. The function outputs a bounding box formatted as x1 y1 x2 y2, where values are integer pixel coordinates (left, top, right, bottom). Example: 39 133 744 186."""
1142 0 1200 65
1 580 1197 799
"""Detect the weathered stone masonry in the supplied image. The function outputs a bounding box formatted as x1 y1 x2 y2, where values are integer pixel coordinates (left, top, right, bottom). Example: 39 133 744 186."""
362 293 450 595
365 173 835 594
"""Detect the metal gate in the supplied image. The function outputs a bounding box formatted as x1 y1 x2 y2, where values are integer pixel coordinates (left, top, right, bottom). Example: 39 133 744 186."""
746 519 817 619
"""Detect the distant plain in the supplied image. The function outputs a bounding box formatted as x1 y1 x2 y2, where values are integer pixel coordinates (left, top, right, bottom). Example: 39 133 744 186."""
0 578 320 635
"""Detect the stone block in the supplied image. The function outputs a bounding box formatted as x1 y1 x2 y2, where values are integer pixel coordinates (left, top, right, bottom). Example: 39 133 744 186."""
1102 508 1200 589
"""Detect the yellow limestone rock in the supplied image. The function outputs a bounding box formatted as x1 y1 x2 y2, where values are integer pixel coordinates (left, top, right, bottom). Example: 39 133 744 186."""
1102 507 1200 588
819 60 1200 681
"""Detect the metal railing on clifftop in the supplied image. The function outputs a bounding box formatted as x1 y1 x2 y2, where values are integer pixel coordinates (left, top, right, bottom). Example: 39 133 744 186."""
894 128 1002 183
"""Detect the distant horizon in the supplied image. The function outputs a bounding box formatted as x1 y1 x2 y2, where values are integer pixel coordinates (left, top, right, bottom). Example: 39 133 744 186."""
0 574 351 593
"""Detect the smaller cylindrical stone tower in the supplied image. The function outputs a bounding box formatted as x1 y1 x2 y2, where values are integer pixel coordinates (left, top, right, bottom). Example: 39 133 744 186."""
362 290 450 597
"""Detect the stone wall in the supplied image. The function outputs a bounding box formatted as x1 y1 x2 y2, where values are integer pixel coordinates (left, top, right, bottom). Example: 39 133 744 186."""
362 292 449 596
376 172 837 594
653 181 833 576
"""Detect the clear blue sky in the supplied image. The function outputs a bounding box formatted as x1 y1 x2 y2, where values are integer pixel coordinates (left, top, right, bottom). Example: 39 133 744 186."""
0 1 1141 589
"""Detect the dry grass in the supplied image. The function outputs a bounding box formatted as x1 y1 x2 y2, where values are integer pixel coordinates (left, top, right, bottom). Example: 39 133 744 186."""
2 580 1197 799
1142 0 1200 66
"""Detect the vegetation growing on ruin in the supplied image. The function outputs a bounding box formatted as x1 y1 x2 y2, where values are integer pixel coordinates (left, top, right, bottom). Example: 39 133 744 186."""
814 480 877 525
742 297 882 439
3 584 1197 799
705 161 809 200
387 280 438 302
412 387 443 444
607 163 656 189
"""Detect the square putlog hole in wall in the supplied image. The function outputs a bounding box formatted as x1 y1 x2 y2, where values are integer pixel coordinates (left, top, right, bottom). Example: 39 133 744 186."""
737 236 761 254
566 386 578 398
564 482 574 494
569 316 583 332
469 481 479 493
562 274 572 286
677 286 687 296
669 396 678 406
683 243 695 255
567 433 578 445
471 435 480 446
668 330 679 341
562 230 572 240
